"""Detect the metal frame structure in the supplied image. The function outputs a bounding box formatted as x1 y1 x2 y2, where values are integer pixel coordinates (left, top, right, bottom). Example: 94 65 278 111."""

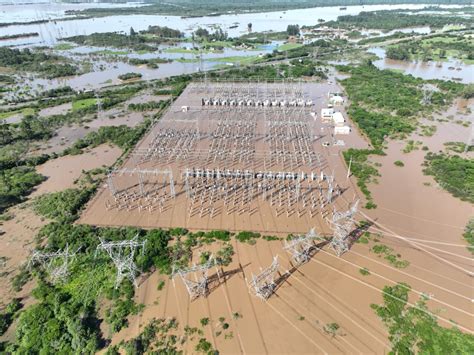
329 200 359 257
102 81 346 225
96 235 146 288
248 256 279 300
172 257 215 300
284 228 325 265
28 244 78 283
106 168 175 213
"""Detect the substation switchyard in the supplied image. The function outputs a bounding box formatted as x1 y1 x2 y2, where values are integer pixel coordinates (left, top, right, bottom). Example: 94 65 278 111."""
81 80 358 238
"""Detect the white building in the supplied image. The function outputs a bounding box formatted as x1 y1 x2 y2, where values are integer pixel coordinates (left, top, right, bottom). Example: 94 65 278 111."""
334 125 351 135
321 108 334 119
333 112 345 125
330 95 344 105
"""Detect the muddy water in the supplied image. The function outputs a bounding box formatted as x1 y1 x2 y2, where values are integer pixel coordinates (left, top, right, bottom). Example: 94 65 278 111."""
38 102 72 117
1 4 464 47
369 47 474 84
15 41 274 92
36 124 92 155
33 144 122 195
366 99 473 250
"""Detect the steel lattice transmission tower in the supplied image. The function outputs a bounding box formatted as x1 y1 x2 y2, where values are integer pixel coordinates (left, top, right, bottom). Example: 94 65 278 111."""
96 235 146 288
248 256 279 300
421 84 436 105
172 257 215 300
28 244 78 284
329 200 359 257
284 228 325 265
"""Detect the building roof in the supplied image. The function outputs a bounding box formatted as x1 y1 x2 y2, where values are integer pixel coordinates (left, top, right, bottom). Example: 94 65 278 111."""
333 112 345 123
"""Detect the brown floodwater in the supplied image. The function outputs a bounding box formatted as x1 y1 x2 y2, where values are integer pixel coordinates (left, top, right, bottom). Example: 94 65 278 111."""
366 99 473 251
369 47 474 84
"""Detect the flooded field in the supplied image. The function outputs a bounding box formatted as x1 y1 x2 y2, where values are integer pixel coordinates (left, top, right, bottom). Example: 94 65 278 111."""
1 4 462 47
365 99 473 243
108 216 473 352
1 3 473 352
33 144 122 195
369 47 474 84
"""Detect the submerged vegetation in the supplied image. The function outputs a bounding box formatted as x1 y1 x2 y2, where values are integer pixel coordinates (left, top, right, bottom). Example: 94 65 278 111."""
343 149 381 209
338 63 467 208
0 47 77 78
463 218 474 255
386 34 474 64
118 72 142 81
324 10 474 31
1 4 473 353
372 283 474 353
422 152 474 203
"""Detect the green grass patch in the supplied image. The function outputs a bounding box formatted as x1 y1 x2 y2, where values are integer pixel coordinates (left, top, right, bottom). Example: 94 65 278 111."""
371 244 409 268
394 160 404 167
176 57 199 63
72 98 97 112
208 55 260 65
92 49 129 56
277 42 303 51
54 43 75 51
0 107 36 120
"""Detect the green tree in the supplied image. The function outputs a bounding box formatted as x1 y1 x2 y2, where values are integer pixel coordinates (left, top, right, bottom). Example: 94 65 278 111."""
371 283 474 353
287 24 300 36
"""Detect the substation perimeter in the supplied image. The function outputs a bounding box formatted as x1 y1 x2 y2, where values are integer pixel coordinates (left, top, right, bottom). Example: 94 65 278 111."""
80 81 363 235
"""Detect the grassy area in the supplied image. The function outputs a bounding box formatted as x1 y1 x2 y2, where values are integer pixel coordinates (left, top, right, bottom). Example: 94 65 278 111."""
0 107 35 120
54 43 75 51
176 57 199 63
209 55 260 65
276 42 303 51
201 40 234 48
91 49 129 56
72 98 97 112
164 47 221 54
